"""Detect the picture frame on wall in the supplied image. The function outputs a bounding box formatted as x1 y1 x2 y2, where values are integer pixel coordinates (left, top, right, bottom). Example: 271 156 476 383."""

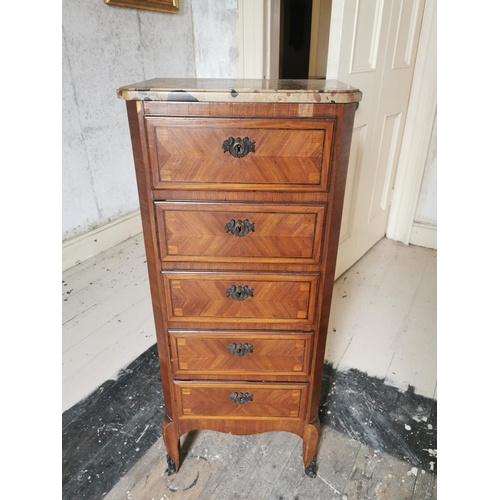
104 0 179 14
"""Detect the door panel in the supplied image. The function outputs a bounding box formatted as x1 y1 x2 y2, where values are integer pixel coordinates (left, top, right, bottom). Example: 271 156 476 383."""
368 112 401 221
392 0 421 69
327 0 425 278
350 0 384 73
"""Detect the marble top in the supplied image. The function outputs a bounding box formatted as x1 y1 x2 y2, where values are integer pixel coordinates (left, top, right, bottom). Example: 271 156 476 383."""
117 78 362 104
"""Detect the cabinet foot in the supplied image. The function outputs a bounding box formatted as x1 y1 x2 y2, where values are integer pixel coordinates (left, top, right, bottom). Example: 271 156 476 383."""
305 455 317 478
166 454 177 476
302 418 320 476
162 416 180 473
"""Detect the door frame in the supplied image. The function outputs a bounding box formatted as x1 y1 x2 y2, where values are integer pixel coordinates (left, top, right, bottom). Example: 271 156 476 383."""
238 0 280 79
238 0 437 245
386 0 437 244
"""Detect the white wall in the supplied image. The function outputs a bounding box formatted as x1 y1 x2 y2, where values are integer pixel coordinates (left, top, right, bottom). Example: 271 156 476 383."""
62 0 238 239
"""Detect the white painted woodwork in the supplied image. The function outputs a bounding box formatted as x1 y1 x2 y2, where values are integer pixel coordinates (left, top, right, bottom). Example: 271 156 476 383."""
327 0 426 277
238 0 264 78
414 110 437 225
387 0 437 245
263 0 280 80
409 106 436 250
62 209 142 271
308 0 332 78
238 0 280 80
409 222 437 249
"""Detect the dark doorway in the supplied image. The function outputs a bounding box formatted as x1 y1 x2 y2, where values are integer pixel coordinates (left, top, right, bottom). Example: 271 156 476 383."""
280 0 313 79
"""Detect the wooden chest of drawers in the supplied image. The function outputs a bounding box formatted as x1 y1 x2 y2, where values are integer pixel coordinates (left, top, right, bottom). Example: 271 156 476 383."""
118 78 361 478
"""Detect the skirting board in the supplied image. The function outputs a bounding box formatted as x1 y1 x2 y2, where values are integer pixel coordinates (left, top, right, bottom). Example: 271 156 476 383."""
409 222 437 250
62 210 142 271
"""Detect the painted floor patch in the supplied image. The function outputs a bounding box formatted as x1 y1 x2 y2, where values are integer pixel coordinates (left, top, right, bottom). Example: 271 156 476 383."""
62 345 437 500
319 362 437 473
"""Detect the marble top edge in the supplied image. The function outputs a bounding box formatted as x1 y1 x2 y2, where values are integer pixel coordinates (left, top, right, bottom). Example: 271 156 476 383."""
117 78 362 104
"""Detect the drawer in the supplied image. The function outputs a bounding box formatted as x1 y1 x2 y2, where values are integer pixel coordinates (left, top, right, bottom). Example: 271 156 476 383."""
163 272 319 325
155 203 326 265
145 118 335 191
175 382 308 420
170 331 312 377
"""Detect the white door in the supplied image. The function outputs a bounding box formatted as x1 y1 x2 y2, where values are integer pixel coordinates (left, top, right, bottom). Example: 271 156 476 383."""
327 0 426 277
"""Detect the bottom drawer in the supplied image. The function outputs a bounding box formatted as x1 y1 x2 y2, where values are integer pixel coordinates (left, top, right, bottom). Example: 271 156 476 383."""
175 382 308 420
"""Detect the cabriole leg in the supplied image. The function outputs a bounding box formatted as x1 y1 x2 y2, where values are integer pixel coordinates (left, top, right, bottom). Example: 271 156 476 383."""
302 418 320 478
162 416 180 475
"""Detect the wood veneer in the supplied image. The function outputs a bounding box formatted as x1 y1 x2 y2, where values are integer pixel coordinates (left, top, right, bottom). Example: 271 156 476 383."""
162 272 319 325
145 118 334 191
169 331 312 378
175 382 308 420
155 202 326 265
121 81 359 478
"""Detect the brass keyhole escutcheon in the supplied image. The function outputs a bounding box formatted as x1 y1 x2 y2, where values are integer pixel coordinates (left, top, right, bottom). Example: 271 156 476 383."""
225 219 255 237
227 343 253 357
226 285 254 301
229 392 253 404
222 136 256 158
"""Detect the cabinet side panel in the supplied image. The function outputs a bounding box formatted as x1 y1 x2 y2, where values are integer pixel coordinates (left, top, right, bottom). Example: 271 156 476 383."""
126 100 175 420
307 102 357 422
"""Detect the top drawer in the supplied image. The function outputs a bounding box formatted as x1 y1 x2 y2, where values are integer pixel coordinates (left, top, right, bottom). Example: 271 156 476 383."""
145 118 336 191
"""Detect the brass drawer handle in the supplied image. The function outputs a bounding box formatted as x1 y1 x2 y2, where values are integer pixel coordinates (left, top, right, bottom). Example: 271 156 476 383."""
227 343 253 357
225 219 255 237
226 285 253 301
222 136 255 158
229 392 253 404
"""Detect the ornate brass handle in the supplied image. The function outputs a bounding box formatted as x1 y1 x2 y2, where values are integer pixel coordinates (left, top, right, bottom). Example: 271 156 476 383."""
225 219 255 237
227 343 253 357
226 285 254 301
222 136 255 158
229 392 253 404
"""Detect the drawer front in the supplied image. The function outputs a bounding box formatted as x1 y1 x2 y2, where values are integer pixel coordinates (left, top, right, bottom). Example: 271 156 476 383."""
175 382 308 419
145 118 335 191
163 273 318 325
155 203 325 265
170 331 312 377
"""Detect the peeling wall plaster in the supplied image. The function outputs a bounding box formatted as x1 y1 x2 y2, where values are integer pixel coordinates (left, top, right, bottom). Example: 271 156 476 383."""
62 0 238 238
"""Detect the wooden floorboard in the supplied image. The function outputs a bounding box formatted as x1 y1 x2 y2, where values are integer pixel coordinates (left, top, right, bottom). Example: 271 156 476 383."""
342 445 417 500
62 249 147 325
62 296 155 410
62 275 149 353
63 343 437 499
62 346 164 500
63 237 437 498
314 427 361 494
62 235 145 284
411 470 437 500
318 365 437 473
265 431 344 500
62 236 156 411
104 426 437 500
210 431 300 500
